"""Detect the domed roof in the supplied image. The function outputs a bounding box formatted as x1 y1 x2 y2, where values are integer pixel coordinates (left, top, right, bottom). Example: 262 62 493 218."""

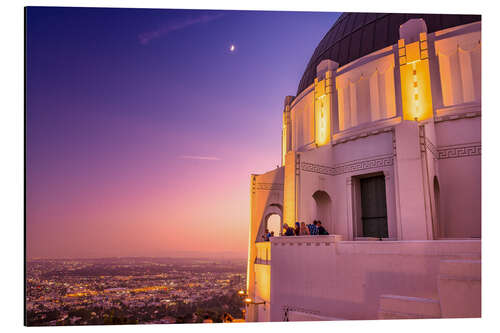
296 12 481 96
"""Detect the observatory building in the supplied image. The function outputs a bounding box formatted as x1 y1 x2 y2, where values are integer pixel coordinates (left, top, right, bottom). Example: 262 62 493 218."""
245 13 481 321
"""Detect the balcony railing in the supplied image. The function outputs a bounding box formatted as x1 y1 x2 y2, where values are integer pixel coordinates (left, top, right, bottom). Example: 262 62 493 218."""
270 234 344 247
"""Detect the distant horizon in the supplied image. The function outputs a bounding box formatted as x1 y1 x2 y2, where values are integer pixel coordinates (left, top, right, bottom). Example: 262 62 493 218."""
27 251 248 261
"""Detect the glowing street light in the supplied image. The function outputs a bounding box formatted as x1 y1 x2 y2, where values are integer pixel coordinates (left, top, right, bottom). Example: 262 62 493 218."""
243 297 265 305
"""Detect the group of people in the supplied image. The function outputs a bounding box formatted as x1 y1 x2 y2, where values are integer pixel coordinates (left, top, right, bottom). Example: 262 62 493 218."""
261 220 329 241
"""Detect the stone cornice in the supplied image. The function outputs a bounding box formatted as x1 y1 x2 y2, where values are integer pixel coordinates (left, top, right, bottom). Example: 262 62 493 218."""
300 154 394 177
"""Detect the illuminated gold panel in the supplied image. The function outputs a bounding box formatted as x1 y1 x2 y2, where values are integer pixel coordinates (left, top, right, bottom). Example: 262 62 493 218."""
400 59 433 121
314 78 331 146
315 94 330 146
405 41 420 63
282 119 287 165
254 264 270 302
398 36 433 121
282 108 290 166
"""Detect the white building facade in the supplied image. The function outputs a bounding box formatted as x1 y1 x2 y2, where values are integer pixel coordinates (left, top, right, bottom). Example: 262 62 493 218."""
246 13 481 322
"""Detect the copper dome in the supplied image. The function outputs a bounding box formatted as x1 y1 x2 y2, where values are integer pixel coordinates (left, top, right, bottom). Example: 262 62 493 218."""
296 12 481 96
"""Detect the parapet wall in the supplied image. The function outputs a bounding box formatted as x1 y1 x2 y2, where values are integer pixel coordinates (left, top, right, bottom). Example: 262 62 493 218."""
269 237 480 321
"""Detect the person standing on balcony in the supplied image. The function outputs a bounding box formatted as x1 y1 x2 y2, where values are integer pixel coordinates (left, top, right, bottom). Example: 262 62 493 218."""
283 223 294 236
317 221 329 235
262 229 271 241
307 221 319 235
300 222 310 235
294 222 301 236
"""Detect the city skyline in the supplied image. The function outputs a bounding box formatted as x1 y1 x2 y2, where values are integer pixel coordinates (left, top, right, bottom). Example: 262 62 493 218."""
26 7 341 259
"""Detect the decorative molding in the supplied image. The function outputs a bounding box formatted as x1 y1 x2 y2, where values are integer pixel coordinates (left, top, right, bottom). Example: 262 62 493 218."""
332 117 399 147
298 141 317 151
421 136 479 160
435 110 481 123
392 129 397 156
418 126 426 153
254 183 284 191
437 143 481 159
251 175 257 195
301 155 394 177
425 138 439 159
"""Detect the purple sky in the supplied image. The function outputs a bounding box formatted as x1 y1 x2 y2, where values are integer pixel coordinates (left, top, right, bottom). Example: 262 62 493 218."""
26 7 341 259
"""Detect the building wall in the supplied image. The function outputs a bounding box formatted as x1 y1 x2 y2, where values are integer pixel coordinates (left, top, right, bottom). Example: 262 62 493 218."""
336 48 397 131
431 22 481 238
296 131 395 239
248 19 481 322
433 23 481 107
269 238 480 321
247 168 284 321
434 117 481 237
290 89 315 151
280 20 481 242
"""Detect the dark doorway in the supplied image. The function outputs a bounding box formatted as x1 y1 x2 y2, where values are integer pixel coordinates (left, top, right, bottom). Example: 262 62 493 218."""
360 175 388 238
433 176 441 239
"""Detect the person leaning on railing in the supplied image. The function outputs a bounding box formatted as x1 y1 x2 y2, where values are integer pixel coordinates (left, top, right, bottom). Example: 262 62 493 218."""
262 229 271 241
294 222 301 236
283 223 295 236
317 221 329 235
299 222 310 235
307 221 319 235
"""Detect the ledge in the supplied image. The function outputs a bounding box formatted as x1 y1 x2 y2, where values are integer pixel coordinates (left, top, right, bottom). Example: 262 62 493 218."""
435 102 481 122
336 239 481 256
332 116 400 146
271 235 343 246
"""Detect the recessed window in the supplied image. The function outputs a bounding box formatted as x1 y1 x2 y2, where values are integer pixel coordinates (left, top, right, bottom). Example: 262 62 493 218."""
353 174 389 238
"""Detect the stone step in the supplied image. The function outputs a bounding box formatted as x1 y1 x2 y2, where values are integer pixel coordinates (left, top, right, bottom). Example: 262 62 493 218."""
286 310 344 322
378 294 441 319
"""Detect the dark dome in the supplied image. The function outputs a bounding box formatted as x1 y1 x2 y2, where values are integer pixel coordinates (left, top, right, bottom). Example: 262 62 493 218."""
296 12 481 96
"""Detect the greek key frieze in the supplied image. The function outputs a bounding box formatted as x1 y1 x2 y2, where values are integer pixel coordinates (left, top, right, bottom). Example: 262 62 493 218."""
254 183 284 191
301 155 394 177
437 143 481 159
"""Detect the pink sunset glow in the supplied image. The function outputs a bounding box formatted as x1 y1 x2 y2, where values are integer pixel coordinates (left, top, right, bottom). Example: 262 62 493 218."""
26 8 339 259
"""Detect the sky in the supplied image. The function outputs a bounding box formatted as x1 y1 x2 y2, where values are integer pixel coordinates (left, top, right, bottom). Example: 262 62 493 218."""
26 6 341 259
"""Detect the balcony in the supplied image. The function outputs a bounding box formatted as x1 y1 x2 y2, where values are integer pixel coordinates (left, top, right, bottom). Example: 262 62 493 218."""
267 238 480 321
270 234 344 247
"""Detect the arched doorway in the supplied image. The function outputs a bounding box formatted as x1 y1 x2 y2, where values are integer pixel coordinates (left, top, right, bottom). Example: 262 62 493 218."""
258 203 282 241
266 214 281 237
312 190 333 234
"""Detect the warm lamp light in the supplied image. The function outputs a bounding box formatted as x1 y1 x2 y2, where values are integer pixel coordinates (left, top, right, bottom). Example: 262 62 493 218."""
315 93 330 146
399 37 433 121
314 77 331 147
243 297 266 305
